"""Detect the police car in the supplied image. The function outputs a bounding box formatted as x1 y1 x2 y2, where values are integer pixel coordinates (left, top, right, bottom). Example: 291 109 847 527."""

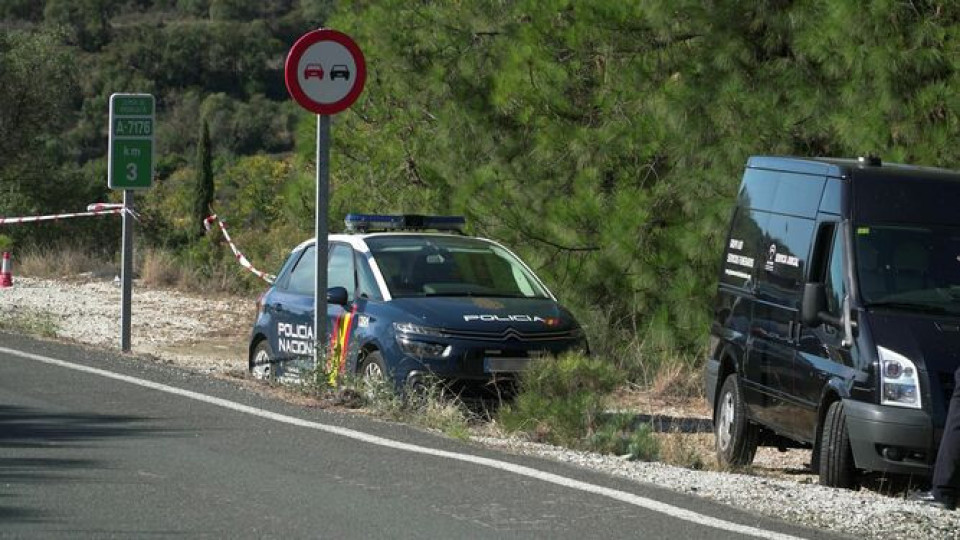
248 214 587 393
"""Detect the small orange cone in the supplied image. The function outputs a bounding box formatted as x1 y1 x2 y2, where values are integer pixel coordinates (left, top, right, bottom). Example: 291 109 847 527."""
0 252 12 288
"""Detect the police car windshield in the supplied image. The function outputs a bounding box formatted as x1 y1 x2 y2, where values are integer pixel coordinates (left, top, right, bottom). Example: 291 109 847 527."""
856 224 960 315
365 235 550 299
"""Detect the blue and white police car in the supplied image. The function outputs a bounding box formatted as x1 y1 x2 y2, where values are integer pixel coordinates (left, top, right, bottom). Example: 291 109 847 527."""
248 214 587 393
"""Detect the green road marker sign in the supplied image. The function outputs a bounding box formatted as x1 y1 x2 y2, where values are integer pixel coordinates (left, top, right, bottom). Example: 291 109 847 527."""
108 93 154 190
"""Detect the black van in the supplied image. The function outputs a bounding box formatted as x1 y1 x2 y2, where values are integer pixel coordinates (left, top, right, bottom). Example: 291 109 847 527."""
705 156 960 488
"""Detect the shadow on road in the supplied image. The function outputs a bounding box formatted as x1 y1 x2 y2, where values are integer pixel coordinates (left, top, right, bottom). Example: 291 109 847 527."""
593 411 713 434
0 405 164 448
0 404 169 524
631 413 713 434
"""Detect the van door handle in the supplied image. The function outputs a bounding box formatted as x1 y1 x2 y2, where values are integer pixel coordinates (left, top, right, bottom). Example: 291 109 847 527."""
272 303 284 313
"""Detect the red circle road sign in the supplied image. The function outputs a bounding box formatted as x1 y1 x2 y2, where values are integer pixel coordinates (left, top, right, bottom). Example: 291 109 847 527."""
285 29 366 115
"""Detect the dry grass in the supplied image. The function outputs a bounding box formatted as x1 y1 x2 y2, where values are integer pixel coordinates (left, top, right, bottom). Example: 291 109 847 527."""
139 248 233 292
17 243 116 279
649 359 705 401
16 244 250 295
609 385 711 418
609 383 716 470
139 248 213 291
192 267 247 294
655 430 713 470
152 249 250 294
327 375 473 440
139 248 182 288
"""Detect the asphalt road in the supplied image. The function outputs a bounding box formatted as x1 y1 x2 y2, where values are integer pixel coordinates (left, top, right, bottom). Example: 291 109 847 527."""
0 333 843 539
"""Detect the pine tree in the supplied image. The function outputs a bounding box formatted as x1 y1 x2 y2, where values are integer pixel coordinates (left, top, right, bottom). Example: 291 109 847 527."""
194 119 214 238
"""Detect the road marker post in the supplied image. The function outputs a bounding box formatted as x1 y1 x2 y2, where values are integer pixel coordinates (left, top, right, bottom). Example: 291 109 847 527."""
108 93 155 352
0 252 12 288
284 29 366 375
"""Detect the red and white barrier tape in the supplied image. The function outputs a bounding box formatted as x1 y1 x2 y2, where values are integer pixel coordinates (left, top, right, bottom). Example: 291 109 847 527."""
86 203 124 212
0 204 136 226
203 214 276 284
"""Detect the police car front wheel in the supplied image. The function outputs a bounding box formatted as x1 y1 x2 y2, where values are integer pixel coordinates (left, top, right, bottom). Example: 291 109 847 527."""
360 351 387 381
251 340 275 381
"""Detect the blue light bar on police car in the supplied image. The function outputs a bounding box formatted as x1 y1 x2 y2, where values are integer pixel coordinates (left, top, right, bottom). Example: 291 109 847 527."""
344 214 466 233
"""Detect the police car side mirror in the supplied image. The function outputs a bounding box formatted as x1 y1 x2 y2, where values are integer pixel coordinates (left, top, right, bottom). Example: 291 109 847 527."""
326 286 349 306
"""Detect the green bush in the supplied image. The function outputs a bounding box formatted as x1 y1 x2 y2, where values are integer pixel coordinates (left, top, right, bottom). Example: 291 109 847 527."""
587 417 660 461
586 412 633 454
500 354 665 460
330 373 472 441
498 353 624 448
626 424 660 462
518 352 623 397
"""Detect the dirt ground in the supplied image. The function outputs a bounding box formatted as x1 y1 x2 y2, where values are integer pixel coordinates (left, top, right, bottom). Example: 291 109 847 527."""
611 386 816 480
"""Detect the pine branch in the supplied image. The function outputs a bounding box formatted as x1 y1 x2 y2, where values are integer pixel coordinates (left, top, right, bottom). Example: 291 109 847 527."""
512 223 599 252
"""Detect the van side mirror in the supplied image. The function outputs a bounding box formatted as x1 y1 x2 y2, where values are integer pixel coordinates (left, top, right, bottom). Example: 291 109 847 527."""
842 294 856 348
326 286 349 306
801 283 841 327
801 283 826 325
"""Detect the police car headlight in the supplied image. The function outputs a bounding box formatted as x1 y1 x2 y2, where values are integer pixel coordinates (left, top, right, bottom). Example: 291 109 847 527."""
393 322 445 338
393 322 449 358
396 337 450 358
878 346 922 409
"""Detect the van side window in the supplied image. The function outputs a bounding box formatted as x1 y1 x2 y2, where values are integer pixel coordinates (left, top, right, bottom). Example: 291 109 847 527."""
825 229 846 315
757 215 814 303
819 179 842 215
286 245 316 295
328 244 356 301
739 169 825 218
721 208 767 290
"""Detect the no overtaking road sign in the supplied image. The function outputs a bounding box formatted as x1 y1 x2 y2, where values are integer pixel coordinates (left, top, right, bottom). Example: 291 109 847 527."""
108 93 155 190
284 29 366 115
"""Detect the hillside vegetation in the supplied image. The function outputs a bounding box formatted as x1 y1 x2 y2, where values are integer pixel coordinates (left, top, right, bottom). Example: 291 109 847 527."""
2 1 959 380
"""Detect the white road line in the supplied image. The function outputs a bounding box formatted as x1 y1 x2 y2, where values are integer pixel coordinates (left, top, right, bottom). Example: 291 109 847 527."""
0 345 807 540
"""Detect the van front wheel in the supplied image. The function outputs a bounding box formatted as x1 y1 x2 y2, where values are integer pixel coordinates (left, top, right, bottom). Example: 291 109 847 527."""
819 400 858 489
715 374 759 467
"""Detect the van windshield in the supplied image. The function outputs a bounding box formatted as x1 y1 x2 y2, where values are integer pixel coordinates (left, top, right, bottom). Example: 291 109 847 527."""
365 235 550 299
855 224 960 315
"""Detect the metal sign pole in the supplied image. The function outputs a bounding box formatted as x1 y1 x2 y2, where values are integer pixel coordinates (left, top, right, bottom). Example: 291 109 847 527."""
109 93 153 353
314 114 330 369
285 29 364 375
120 190 134 352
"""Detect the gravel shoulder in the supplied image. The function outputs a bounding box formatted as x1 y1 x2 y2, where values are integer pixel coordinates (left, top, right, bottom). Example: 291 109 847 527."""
1 276 957 538
0 276 252 374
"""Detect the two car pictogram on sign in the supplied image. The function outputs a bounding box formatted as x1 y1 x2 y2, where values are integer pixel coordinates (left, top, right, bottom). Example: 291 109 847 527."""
303 63 351 81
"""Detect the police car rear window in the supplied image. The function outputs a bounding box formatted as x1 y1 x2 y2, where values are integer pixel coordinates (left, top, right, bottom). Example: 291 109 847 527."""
365 236 549 299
